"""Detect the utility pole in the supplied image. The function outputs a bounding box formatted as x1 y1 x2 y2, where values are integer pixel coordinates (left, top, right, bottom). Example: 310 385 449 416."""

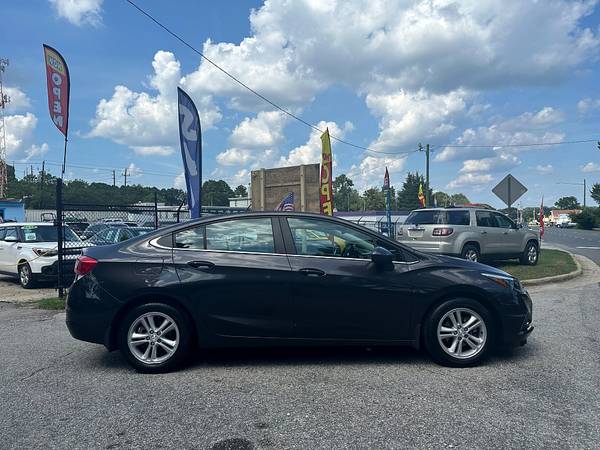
0 58 10 198
112 170 116 187
418 143 431 207
39 161 45 208
584 178 587 207
123 167 128 187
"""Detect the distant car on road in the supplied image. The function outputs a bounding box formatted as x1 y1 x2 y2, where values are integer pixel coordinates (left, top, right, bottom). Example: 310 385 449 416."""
397 206 540 265
555 214 576 228
87 226 153 245
66 212 533 373
0 222 83 288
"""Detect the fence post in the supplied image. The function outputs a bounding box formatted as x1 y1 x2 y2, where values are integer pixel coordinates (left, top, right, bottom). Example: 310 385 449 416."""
154 191 159 229
55 179 64 299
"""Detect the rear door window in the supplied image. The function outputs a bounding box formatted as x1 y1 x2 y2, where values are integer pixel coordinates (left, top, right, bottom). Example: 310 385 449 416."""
476 211 496 227
206 218 275 253
404 210 445 225
446 210 470 226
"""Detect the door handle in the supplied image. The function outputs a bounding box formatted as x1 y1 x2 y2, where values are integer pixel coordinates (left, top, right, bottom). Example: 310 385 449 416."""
480 231 487 235
298 268 326 277
187 260 215 270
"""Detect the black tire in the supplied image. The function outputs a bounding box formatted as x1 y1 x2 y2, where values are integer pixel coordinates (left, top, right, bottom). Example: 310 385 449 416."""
118 302 194 373
423 298 493 367
18 263 37 289
520 241 539 266
461 244 480 263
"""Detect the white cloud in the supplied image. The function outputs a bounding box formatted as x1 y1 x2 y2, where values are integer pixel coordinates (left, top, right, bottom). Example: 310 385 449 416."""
582 162 600 173
4 87 31 113
460 154 520 173
89 51 221 154
131 146 174 156
24 143 50 161
447 173 493 190
216 148 253 166
126 163 143 179
367 89 469 151
348 155 407 191
577 97 600 114
174 172 186 189
5 113 37 156
436 107 565 162
229 111 288 148
278 121 353 167
49 0 103 27
536 164 554 174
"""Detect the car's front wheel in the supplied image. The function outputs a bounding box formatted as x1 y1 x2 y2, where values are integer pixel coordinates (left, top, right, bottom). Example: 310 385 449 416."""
520 242 539 266
424 298 493 367
119 303 193 373
18 263 37 289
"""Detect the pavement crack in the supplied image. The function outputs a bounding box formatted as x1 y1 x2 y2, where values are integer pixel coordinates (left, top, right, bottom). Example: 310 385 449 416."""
20 350 77 381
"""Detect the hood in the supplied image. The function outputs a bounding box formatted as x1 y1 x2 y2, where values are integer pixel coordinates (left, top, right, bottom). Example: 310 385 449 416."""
19 241 58 249
433 254 513 278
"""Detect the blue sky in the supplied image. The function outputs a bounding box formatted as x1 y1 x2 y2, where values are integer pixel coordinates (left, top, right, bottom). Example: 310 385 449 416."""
3 0 600 207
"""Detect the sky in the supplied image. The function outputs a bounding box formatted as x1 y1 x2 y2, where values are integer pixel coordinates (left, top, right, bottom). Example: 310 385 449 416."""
2 0 600 208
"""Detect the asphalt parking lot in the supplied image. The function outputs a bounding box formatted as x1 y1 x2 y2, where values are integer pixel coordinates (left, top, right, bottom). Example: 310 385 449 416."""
1 256 599 450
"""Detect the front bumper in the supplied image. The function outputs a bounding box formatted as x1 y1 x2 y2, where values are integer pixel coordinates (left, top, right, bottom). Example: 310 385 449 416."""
500 289 534 347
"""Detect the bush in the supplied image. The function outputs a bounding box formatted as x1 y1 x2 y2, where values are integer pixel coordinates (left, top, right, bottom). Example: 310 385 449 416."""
572 208 599 230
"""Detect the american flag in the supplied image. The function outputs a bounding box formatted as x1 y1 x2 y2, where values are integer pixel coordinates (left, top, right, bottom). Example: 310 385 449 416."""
275 192 295 211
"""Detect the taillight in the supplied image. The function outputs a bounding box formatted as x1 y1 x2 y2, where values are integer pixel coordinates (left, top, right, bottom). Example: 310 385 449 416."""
74 255 97 276
432 227 454 236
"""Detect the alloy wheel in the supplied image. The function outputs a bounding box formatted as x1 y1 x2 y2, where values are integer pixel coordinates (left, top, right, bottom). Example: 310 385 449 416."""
464 250 478 262
127 312 180 365
528 246 537 264
19 265 30 286
437 308 487 359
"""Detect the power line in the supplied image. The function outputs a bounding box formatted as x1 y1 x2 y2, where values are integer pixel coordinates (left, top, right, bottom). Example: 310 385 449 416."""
438 139 598 149
123 0 418 157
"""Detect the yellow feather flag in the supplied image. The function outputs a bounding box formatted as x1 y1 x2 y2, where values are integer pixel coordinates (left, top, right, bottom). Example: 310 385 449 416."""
418 182 426 208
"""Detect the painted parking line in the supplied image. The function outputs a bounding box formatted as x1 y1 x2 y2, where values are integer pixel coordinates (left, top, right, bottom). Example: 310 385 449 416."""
576 246 600 250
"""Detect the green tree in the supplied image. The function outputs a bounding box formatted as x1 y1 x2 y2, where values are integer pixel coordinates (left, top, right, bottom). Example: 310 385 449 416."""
233 185 248 197
554 196 580 210
333 174 362 211
202 180 234 206
572 208 599 230
397 172 431 209
362 187 386 210
449 193 470 205
591 183 600 206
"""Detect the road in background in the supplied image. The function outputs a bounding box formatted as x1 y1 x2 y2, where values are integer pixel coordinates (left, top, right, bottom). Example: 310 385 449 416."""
541 227 600 265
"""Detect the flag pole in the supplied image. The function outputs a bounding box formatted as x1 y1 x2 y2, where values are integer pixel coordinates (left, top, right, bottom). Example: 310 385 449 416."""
61 136 68 179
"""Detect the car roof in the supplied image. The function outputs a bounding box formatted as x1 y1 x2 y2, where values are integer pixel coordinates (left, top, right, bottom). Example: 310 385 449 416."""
0 222 54 227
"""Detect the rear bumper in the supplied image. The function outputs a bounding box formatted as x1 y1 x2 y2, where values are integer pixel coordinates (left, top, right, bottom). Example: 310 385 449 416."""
65 275 122 348
398 240 458 255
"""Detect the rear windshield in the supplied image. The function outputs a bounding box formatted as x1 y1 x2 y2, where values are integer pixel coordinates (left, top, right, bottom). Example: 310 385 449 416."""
404 210 470 226
19 225 80 243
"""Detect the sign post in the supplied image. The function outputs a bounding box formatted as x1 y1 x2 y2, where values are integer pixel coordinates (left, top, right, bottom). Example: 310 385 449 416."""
492 174 527 213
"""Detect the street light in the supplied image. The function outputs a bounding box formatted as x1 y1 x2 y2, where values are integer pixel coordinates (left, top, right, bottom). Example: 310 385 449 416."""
556 179 587 207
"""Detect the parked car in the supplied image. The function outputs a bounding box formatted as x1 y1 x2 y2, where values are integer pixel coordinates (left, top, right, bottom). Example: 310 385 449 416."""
81 222 127 241
87 226 153 245
555 214 576 228
397 207 540 265
66 212 533 373
0 222 83 288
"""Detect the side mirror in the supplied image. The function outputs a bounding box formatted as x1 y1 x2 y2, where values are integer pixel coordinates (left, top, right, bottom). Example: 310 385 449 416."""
371 246 394 268
4 236 18 243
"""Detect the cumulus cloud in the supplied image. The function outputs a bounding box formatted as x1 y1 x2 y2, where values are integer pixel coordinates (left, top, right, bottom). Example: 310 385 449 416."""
216 148 254 166
446 173 493 190
49 0 103 27
536 164 554 174
460 154 520 173
577 97 600 114
89 51 221 155
348 155 407 191
278 121 353 167
582 162 600 172
4 87 31 113
436 106 566 162
229 111 288 148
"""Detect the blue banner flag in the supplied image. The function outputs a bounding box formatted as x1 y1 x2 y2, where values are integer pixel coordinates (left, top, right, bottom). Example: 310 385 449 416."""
177 87 202 219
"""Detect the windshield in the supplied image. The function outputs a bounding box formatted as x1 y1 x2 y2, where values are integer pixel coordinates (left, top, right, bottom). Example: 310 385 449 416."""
20 225 80 243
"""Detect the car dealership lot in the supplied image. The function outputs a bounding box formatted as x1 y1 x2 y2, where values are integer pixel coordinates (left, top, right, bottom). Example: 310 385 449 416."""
1 256 599 450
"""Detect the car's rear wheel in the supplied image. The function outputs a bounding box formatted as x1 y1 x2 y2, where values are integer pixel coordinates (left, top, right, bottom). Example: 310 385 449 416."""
119 303 193 373
520 242 539 266
424 298 492 367
18 263 37 289
461 244 480 262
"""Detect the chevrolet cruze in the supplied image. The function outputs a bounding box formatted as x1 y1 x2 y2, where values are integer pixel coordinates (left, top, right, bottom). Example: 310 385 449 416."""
66 212 533 373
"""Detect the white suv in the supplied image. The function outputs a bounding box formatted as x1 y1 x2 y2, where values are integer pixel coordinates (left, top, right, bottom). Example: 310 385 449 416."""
0 222 83 288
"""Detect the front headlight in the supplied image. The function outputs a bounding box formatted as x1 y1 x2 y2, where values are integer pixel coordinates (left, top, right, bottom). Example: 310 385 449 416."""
32 248 58 257
481 272 517 290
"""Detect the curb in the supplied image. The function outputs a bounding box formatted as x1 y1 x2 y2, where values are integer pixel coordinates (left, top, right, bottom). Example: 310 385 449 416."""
521 249 583 287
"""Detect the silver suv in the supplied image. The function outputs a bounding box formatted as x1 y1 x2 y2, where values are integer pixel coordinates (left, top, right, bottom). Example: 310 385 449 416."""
397 207 540 265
